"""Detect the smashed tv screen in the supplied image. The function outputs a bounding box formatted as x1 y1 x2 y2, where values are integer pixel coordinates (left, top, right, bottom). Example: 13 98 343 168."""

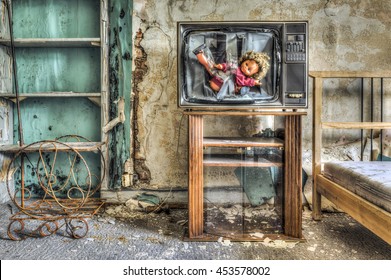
180 26 282 104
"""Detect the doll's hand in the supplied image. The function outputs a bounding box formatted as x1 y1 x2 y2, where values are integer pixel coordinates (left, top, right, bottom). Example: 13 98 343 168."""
254 80 262 86
214 64 224 70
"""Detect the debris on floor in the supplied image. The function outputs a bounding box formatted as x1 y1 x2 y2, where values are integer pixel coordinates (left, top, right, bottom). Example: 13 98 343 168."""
217 237 232 247
205 203 283 235
136 192 161 205
1 202 391 260
250 232 265 238
260 238 299 249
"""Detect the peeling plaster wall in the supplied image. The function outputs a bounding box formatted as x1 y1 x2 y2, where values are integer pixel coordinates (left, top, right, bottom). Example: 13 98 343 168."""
129 0 391 192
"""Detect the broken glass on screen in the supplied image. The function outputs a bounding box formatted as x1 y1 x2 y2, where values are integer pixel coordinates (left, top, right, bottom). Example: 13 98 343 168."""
182 27 281 104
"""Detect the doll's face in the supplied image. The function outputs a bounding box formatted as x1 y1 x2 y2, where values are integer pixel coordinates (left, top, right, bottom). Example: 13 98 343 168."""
240 59 259 77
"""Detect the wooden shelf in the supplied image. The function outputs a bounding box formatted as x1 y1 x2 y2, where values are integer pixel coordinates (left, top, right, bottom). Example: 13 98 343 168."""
204 156 283 167
322 122 391 129
309 71 391 78
204 137 284 148
185 110 306 116
0 92 101 98
0 142 104 153
0 38 101 48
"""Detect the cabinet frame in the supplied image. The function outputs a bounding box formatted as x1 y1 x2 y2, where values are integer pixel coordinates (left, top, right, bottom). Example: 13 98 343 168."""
185 110 305 241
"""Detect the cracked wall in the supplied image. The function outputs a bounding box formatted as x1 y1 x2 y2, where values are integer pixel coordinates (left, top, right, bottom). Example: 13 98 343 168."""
132 28 152 185
128 0 391 192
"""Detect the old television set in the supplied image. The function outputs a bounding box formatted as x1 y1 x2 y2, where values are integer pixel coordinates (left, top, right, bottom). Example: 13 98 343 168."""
177 21 308 109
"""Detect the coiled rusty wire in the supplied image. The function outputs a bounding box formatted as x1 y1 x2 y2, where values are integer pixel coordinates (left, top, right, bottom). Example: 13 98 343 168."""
6 136 105 240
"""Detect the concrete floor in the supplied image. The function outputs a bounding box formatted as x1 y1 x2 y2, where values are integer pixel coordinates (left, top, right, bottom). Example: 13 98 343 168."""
0 202 390 260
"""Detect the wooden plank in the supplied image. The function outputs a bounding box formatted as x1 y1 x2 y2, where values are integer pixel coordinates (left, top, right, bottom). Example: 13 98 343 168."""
312 77 323 220
309 71 391 78
184 110 307 116
0 92 101 98
184 232 305 242
284 115 302 238
0 1 10 41
204 157 283 167
317 174 391 245
0 38 101 48
296 116 303 237
323 122 391 129
284 116 292 235
0 142 104 153
188 115 204 238
203 137 284 147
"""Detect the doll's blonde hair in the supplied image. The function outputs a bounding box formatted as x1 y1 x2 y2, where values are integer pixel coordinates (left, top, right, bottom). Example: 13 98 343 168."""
239 51 270 80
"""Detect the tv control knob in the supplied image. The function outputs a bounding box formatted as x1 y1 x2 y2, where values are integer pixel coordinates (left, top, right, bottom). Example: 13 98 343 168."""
288 93 304 98
287 42 292 52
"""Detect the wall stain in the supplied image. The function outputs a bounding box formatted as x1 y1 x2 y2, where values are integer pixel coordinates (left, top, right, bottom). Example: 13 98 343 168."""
132 28 152 184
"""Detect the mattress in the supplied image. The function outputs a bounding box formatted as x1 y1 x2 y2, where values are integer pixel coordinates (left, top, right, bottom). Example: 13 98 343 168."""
323 161 391 213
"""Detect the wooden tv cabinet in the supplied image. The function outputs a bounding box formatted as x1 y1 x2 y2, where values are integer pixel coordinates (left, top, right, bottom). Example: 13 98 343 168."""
184 110 306 241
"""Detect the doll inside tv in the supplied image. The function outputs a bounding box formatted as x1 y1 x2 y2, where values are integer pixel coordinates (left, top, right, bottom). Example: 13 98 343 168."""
181 27 281 104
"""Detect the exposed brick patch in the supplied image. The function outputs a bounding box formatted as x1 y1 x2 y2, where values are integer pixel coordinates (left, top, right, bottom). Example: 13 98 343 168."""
132 28 151 184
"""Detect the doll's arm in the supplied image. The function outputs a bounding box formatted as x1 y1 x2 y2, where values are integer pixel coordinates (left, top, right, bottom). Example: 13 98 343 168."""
254 80 262 86
214 64 224 70
214 63 227 71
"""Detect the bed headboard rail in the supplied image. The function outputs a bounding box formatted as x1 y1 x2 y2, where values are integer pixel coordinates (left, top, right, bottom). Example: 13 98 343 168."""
309 71 391 220
310 71 391 169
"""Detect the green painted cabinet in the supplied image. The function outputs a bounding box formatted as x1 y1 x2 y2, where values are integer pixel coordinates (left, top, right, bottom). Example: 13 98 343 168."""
0 0 110 199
